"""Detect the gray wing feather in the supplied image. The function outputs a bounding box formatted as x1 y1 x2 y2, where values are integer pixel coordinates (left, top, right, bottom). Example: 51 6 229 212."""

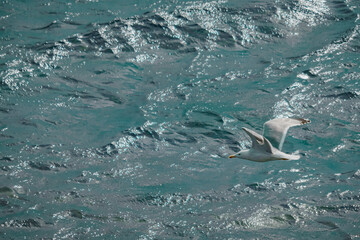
242 127 274 153
263 118 310 150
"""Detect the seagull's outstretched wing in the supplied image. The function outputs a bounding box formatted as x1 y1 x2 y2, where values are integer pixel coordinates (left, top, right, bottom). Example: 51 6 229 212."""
242 127 274 153
263 118 310 151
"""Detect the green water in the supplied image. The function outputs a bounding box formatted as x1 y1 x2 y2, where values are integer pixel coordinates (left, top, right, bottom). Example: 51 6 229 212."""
1 0 360 239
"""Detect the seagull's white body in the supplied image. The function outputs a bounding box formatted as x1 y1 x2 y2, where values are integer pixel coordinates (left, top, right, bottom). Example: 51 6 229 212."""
229 118 310 162
234 148 300 162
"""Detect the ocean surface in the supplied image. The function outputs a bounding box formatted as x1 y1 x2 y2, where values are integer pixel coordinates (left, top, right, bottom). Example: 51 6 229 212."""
1 0 360 239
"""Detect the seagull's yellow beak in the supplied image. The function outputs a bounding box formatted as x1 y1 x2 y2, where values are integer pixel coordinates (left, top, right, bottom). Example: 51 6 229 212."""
229 155 236 158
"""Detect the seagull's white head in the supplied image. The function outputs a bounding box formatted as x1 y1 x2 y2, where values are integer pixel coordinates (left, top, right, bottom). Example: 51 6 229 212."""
228 150 248 159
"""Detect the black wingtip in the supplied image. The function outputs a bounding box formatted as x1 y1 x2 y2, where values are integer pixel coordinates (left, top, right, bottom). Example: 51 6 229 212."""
296 118 310 125
301 118 311 124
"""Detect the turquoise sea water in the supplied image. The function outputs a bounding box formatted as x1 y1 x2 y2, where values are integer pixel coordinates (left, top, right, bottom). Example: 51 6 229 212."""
1 0 360 239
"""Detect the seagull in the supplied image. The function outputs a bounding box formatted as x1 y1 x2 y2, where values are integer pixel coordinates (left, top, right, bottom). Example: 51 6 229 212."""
229 118 310 162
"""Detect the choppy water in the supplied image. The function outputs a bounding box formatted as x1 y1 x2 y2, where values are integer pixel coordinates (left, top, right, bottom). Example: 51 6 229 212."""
1 0 360 239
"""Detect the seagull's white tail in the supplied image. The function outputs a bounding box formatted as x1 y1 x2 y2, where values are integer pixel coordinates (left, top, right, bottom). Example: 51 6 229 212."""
288 150 301 160
280 151 301 161
289 154 301 160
